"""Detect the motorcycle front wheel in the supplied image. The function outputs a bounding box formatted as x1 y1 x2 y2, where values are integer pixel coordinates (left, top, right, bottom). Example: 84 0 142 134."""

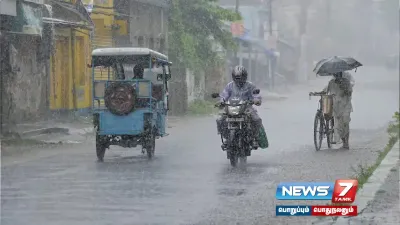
228 129 239 166
230 153 238 166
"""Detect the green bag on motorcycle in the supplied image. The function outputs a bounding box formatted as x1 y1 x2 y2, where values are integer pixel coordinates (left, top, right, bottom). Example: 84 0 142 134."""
258 124 269 149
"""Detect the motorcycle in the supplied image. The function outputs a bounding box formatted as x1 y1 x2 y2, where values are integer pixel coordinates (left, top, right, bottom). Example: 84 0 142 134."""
211 89 260 166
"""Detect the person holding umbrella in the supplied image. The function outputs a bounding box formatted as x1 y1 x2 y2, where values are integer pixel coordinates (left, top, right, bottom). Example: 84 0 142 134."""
311 56 361 149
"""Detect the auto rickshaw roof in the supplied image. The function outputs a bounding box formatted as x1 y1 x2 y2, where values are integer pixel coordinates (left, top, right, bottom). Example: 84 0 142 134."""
92 48 168 60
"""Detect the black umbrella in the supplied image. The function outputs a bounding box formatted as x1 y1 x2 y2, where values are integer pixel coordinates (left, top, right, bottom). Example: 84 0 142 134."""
313 56 362 75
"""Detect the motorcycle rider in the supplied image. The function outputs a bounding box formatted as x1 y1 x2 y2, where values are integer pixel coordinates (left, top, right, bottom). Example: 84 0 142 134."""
216 65 262 148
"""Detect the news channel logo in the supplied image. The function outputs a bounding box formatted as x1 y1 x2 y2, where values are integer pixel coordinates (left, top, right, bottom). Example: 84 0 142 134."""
275 180 358 203
275 180 359 217
276 205 358 217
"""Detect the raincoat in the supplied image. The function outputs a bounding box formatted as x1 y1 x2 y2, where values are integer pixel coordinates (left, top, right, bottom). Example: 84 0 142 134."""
216 81 262 140
219 81 261 104
324 72 355 143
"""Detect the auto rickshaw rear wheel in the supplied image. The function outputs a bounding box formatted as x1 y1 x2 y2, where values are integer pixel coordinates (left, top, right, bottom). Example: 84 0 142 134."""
104 82 136 115
145 130 156 159
96 135 107 162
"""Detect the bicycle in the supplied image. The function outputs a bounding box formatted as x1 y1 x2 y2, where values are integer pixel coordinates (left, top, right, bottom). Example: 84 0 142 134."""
309 92 335 151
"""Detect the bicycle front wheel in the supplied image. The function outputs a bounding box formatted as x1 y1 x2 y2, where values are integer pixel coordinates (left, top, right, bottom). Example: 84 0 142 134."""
314 112 324 151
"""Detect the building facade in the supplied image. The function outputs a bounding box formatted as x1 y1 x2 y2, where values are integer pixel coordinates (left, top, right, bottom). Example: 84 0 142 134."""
82 0 115 82
47 0 93 111
1 0 51 129
221 2 299 89
221 4 280 88
82 0 169 79
0 0 93 131
113 0 169 54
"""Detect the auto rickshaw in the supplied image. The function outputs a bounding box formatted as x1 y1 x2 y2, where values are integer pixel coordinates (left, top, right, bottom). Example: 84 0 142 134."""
90 48 172 161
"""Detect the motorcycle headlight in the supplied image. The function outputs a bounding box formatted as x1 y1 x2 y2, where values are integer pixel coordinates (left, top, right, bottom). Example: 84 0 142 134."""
227 106 240 115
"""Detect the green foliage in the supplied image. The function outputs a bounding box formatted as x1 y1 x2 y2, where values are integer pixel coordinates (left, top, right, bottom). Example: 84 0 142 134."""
168 0 241 74
387 111 400 138
352 111 399 192
353 134 397 191
314 112 399 211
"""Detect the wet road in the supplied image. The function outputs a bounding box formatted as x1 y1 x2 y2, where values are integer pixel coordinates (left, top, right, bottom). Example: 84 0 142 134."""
1 67 398 225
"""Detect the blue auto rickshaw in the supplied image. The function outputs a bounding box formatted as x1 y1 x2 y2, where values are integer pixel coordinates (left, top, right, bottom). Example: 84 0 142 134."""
91 48 172 161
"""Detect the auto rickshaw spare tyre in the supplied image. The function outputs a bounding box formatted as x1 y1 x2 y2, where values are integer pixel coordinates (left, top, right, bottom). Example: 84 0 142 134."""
104 82 136 115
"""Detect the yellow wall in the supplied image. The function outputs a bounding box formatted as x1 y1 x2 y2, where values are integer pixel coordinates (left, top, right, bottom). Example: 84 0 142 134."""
50 28 92 110
92 18 114 81
80 1 115 81
50 0 116 110
81 0 114 24
50 28 71 110
74 29 92 109
86 0 115 81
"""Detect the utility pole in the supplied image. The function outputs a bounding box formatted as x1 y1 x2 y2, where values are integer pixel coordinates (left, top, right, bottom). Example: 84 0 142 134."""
233 0 240 65
235 0 239 13
267 0 275 90
0 0 4 137
268 0 273 35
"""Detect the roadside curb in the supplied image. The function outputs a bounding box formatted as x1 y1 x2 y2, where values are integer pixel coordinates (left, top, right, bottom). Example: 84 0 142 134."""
312 140 399 225
9 127 69 139
333 140 399 225
2 126 94 143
